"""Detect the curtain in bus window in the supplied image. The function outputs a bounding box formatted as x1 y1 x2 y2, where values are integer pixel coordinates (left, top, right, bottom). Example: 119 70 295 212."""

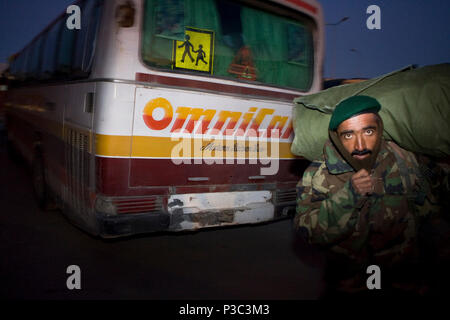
141 0 312 90
28 37 44 78
184 0 220 30
82 0 103 73
285 23 313 89
153 0 185 39
241 8 312 89
209 0 236 77
142 0 181 68
241 8 293 87
56 21 76 75
72 0 89 75
72 0 103 76
240 8 284 85
41 21 62 79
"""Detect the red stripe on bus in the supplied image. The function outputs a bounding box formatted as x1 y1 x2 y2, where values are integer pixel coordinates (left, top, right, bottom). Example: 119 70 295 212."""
135 73 299 101
96 157 305 196
286 0 318 14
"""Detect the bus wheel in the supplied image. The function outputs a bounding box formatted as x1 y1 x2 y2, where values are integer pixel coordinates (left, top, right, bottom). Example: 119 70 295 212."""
32 153 56 211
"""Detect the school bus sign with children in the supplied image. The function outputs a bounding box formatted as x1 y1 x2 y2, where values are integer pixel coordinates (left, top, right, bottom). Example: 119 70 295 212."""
173 27 214 74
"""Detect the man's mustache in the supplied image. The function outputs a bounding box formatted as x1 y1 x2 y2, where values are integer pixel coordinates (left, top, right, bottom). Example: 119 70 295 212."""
351 149 372 156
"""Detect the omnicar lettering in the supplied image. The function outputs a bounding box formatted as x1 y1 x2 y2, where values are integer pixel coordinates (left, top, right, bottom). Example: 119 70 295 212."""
142 97 293 139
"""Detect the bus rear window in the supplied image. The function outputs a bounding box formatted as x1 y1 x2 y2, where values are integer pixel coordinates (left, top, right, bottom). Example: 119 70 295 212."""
141 0 314 91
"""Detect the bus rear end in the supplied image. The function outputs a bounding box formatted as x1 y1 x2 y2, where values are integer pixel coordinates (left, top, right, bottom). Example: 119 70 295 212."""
94 89 311 236
70 0 324 237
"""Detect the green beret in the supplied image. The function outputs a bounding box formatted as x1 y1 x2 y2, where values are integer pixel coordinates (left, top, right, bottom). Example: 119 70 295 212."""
329 95 381 130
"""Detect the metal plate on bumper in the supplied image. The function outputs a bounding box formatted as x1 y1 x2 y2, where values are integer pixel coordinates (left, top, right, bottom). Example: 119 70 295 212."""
167 191 274 230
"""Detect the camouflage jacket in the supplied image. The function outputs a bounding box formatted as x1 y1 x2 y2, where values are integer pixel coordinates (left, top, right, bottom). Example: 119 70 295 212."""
294 139 441 265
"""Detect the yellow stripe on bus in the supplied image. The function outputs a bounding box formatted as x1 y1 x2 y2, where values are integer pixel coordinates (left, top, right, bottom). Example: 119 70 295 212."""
95 135 297 159
95 134 132 157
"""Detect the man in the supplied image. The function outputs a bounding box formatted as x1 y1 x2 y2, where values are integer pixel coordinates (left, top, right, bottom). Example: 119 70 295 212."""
294 95 445 293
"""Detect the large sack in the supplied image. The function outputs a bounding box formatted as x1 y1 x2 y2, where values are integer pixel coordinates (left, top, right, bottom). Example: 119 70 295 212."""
291 64 450 161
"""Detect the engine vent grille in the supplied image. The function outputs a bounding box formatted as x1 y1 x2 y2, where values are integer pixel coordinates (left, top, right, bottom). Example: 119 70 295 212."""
65 127 91 213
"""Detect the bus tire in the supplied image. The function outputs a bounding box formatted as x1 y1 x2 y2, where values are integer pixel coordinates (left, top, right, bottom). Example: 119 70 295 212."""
32 152 57 211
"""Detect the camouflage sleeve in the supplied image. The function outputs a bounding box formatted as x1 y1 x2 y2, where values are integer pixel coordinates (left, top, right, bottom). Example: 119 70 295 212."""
294 161 365 246
415 154 450 218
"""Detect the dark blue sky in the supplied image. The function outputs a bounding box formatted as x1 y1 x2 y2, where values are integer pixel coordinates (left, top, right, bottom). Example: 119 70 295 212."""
0 0 449 79
321 0 450 79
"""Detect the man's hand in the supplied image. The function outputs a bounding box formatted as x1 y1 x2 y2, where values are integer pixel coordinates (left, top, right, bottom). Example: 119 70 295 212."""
351 169 374 196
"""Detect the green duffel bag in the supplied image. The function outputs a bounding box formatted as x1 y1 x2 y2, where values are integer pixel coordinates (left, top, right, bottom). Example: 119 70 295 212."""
291 64 450 161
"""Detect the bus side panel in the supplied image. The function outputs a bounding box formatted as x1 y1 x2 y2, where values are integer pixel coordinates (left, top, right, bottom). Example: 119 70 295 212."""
6 83 102 235
6 85 66 193
61 82 99 234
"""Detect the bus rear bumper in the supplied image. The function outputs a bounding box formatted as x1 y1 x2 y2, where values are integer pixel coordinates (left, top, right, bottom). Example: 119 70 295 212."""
97 212 171 238
95 190 296 237
166 190 292 231
96 204 292 238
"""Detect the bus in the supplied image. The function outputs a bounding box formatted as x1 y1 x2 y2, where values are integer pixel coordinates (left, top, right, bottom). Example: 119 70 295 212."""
4 0 324 238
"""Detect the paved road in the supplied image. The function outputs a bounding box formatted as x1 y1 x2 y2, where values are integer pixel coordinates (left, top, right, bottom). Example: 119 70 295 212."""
0 143 325 300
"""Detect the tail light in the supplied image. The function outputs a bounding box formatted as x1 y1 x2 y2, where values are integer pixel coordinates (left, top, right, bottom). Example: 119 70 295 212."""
95 195 165 216
274 188 297 205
